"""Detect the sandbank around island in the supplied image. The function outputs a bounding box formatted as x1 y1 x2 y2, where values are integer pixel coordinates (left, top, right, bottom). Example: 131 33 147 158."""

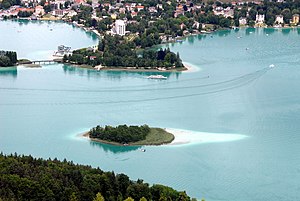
165 128 248 146
80 128 248 147
182 62 200 73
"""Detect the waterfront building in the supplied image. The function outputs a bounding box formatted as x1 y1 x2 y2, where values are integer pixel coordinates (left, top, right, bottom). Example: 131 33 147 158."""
275 15 284 24
52 9 65 17
115 20 126 36
291 14 299 25
255 13 265 25
35 5 45 16
239 17 247 26
193 21 200 29
53 45 72 57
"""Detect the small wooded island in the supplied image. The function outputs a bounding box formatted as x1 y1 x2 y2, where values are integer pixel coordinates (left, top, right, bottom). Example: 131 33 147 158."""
0 50 17 67
87 124 174 146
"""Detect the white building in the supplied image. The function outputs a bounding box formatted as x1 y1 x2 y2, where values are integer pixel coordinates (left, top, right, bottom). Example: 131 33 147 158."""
255 14 265 24
275 15 284 24
115 20 126 36
239 17 247 26
67 10 77 17
35 5 45 16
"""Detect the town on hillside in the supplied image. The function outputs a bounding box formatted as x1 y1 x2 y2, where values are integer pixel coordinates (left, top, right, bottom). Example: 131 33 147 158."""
1 0 300 36
1 0 300 69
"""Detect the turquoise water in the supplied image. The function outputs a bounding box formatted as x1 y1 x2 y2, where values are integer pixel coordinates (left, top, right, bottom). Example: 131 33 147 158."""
0 19 98 60
1 21 300 201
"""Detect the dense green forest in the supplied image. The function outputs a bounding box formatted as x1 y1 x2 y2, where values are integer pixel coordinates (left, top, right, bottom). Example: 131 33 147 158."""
18 11 33 17
0 0 21 9
0 51 18 67
64 35 184 69
90 125 150 144
0 153 194 201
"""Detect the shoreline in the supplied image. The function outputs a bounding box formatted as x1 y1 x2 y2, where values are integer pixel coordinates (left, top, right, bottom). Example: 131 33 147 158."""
182 62 200 73
80 128 248 147
12 60 198 74
61 62 192 73
81 129 175 146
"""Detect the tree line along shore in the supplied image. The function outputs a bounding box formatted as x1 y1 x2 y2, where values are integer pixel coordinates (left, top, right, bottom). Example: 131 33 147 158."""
0 153 199 201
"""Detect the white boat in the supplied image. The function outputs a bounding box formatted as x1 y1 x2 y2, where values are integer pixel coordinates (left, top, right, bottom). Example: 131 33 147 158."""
147 75 167 79
269 64 275 68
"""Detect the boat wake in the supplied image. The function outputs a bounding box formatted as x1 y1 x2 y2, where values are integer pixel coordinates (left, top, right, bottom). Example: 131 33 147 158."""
0 67 270 106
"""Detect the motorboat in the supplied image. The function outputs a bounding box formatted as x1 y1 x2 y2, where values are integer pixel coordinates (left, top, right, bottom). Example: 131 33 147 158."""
147 75 167 79
269 64 275 68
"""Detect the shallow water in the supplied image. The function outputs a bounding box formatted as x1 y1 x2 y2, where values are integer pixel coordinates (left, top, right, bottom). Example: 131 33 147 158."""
1 21 300 200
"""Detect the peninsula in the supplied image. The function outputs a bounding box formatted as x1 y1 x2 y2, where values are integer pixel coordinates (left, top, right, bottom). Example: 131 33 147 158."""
63 34 186 71
86 124 175 146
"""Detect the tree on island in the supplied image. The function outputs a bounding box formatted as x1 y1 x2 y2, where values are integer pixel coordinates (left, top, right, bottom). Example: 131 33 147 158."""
90 124 151 144
0 51 17 67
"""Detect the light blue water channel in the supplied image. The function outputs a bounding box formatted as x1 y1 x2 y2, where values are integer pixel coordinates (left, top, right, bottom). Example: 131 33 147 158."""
1 20 300 200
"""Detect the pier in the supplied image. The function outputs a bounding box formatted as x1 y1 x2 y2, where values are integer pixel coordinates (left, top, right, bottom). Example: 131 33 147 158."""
31 60 57 64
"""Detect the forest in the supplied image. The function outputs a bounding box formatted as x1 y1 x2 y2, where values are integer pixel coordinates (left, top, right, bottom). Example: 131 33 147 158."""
89 124 151 144
65 35 183 69
0 0 20 9
0 51 18 67
0 153 194 201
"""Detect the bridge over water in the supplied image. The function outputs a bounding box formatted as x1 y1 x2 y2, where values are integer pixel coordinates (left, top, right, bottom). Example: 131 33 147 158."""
32 59 63 64
19 59 63 65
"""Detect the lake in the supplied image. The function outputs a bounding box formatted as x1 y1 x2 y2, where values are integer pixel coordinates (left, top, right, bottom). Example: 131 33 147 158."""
1 20 300 201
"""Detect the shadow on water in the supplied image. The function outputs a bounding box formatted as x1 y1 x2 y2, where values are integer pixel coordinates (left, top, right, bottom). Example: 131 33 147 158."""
263 28 276 35
89 141 141 154
187 36 195 44
217 29 231 37
62 64 180 80
245 27 256 35
197 34 206 41
0 67 17 78
282 28 291 35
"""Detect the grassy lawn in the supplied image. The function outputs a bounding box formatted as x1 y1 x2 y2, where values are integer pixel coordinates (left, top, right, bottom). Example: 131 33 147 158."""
131 128 174 146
